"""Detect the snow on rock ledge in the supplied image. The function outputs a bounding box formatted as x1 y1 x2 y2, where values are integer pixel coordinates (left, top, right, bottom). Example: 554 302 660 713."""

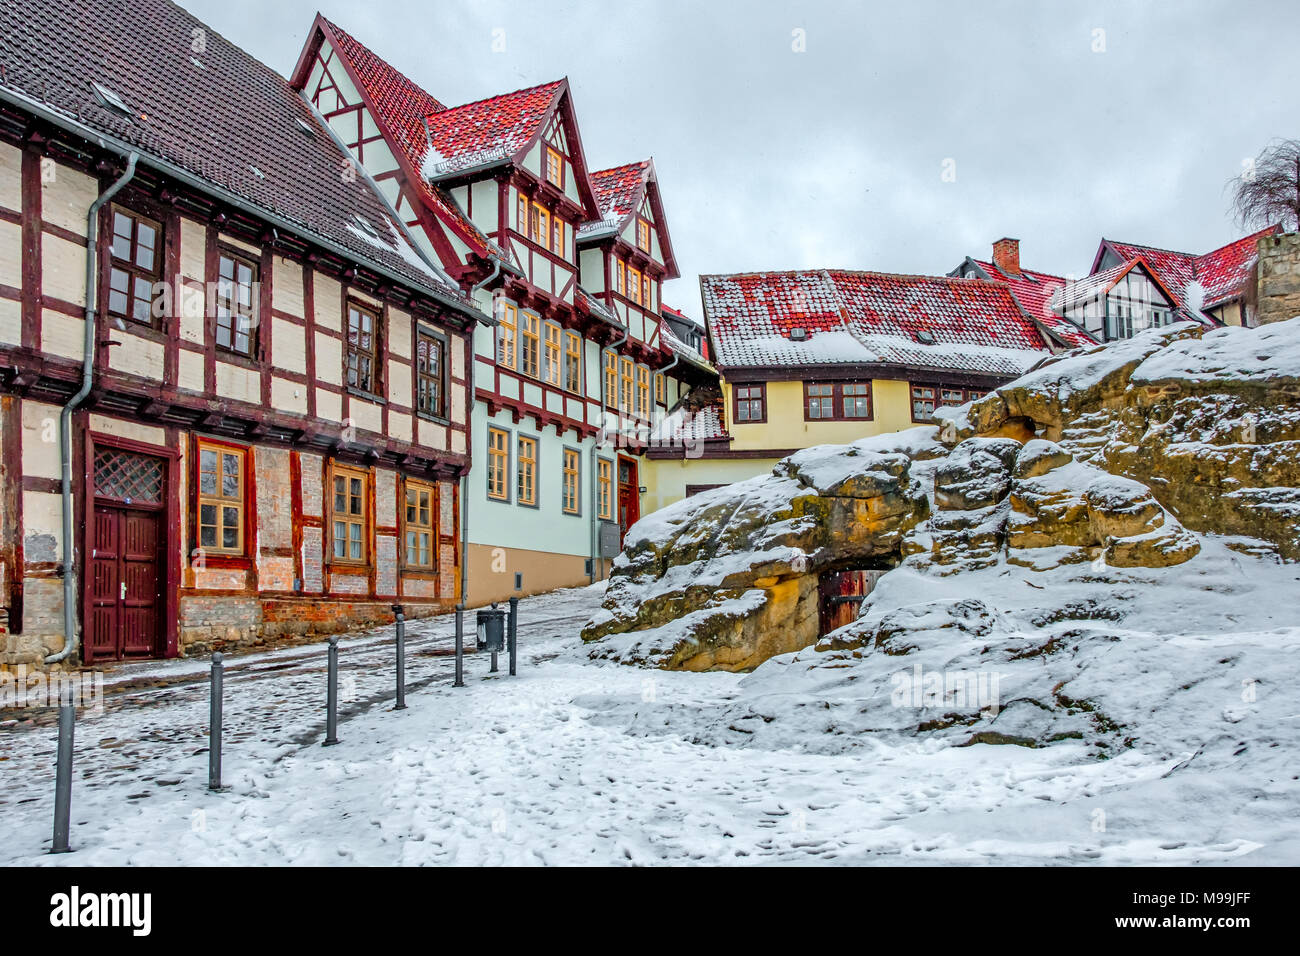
583 319 1300 671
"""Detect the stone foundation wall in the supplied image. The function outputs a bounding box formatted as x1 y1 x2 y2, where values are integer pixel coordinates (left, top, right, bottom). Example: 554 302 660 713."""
177 595 450 658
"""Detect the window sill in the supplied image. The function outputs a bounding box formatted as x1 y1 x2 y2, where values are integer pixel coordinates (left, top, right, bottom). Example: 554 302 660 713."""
215 348 261 371
346 386 386 405
107 317 165 343
416 410 452 427
192 552 253 568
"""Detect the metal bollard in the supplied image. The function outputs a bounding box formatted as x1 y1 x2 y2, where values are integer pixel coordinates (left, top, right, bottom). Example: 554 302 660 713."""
324 636 340 746
508 596 518 677
392 604 407 711
51 684 74 854
453 604 465 688
208 652 227 791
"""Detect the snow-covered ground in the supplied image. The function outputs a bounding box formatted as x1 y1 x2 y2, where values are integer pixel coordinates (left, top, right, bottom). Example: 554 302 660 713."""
2 570 1297 866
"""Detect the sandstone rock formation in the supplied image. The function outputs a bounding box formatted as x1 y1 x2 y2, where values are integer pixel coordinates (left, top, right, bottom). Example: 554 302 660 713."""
583 318 1300 671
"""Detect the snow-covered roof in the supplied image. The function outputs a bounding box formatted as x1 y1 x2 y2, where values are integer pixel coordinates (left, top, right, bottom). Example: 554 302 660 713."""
701 269 1054 376
659 315 714 372
649 399 729 444
419 81 564 179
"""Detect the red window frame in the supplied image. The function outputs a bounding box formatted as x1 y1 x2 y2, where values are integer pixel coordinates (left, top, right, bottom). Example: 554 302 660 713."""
215 247 259 358
733 383 766 424
106 204 164 327
803 381 874 421
911 382 980 422
416 330 447 419
346 301 381 396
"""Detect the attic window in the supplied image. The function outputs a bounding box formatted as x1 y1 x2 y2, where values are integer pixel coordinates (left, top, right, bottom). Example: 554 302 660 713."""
353 214 381 240
789 327 808 341
90 81 133 118
914 329 936 345
296 117 317 138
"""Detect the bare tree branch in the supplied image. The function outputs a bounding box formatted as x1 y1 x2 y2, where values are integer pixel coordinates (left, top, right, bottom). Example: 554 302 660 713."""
1230 138 1300 232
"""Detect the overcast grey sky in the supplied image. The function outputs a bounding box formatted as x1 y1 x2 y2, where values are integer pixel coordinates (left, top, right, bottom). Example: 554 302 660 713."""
179 0 1299 320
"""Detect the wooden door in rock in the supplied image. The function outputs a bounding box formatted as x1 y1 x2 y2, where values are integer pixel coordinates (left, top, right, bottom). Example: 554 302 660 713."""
817 569 887 636
86 448 166 662
617 456 640 548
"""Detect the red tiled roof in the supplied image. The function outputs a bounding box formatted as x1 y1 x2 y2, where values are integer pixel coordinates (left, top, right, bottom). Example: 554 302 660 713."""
972 260 1063 321
422 81 564 177
701 270 1053 376
1102 225 1280 315
969 259 1096 349
326 16 562 176
1193 226 1280 308
580 157 679 277
585 161 647 230
0 0 468 305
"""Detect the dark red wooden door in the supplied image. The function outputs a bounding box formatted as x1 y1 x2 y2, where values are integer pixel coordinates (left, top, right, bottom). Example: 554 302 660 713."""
617 457 639 547
87 505 162 661
818 570 869 635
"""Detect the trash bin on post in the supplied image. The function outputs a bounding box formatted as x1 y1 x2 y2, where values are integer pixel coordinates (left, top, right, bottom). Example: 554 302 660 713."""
477 603 506 673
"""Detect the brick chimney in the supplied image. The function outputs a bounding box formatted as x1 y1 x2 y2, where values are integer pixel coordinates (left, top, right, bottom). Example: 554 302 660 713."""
1255 232 1300 326
992 237 1021 276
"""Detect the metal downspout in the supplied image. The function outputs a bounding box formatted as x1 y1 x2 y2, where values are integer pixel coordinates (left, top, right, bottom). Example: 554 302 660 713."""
592 325 629 583
46 153 139 665
461 259 503 607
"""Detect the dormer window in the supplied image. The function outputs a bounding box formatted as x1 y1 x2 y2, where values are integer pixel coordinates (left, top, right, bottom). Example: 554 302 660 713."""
90 81 133 118
545 146 564 188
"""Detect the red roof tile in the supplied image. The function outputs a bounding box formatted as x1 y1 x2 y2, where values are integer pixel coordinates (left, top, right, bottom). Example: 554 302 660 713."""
702 270 1053 376
969 259 1097 349
0 0 468 305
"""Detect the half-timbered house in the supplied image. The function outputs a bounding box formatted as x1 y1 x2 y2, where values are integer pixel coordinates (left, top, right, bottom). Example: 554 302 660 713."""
1088 226 1282 329
290 18 706 602
0 0 487 670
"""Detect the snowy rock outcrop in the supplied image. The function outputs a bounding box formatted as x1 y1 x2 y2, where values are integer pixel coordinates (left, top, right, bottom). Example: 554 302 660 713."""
581 429 942 671
583 318 1300 672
